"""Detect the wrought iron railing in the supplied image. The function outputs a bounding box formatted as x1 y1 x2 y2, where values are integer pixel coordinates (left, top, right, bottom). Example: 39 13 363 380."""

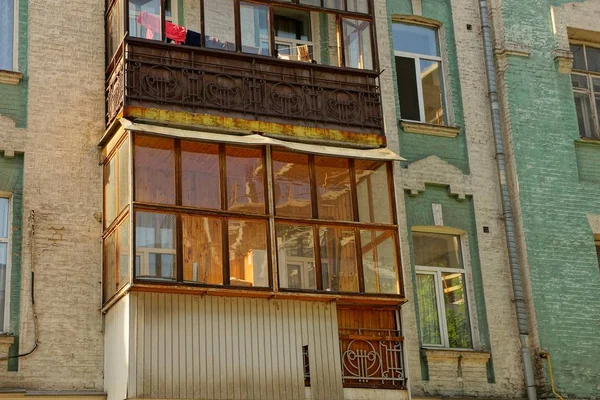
106 38 384 135
339 327 406 389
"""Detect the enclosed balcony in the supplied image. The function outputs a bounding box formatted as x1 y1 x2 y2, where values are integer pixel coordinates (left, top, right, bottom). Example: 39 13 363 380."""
105 0 385 146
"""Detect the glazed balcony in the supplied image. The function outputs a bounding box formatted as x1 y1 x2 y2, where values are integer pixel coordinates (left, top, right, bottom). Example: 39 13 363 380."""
105 0 384 146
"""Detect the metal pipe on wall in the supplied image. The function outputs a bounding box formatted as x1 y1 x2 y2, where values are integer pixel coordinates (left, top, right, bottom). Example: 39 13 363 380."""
476 1 537 399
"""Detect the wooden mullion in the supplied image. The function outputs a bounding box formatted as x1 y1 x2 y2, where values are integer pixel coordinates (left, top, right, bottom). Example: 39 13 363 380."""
220 144 230 285
368 0 379 71
161 0 166 42
338 14 345 67
349 159 359 223
308 154 318 219
176 213 183 282
200 0 206 47
269 4 275 57
234 0 242 52
313 225 323 291
355 227 365 293
386 162 398 225
223 216 231 286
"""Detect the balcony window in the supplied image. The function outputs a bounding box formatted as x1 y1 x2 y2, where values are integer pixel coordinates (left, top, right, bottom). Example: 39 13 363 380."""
102 133 401 303
109 0 375 69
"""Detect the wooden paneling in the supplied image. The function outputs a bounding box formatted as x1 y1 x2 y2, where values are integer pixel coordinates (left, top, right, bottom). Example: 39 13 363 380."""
128 292 344 400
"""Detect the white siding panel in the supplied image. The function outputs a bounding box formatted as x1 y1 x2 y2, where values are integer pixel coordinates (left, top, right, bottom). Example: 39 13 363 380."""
105 295 130 400
128 293 344 400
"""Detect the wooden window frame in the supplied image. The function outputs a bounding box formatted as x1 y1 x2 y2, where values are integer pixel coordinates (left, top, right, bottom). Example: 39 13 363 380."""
0 193 12 332
392 21 448 125
571 42 600 140
413 231 476 350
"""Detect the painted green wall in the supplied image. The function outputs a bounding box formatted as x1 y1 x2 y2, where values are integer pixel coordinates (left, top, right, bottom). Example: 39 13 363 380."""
499 0 600 396
386 0 469 173
0 0 28 127
0 153 24 371
404 185 493 381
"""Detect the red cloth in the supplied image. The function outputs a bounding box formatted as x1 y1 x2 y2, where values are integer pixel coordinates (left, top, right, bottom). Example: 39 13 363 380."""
137 11 187 44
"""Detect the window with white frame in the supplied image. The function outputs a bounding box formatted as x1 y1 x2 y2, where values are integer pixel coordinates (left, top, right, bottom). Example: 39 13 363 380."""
392 22 447 125
0 196 11 332
571 43 600 139
413 232 473 348
0 0 17 71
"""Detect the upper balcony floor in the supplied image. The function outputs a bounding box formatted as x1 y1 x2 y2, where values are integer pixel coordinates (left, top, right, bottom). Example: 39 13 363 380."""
105 0 385 147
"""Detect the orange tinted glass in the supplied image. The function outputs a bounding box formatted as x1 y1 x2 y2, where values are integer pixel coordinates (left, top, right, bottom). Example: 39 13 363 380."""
134 135 176 204
182 214 223 285
228 219 269 287
315 156 352 221
272 150 312 218
226 146 265 214
182 141 221 209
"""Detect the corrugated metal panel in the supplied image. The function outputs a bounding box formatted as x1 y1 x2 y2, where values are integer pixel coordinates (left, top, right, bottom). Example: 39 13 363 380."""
105 295 130 400
128 292 344 400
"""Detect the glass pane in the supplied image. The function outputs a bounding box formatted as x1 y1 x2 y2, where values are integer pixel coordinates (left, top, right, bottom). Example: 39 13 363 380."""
361 230 399 294
272 151 312 218
571 74 589 89
593 77 600 93
571 44 585 70
182 214 222 285
393 23 439 56
170 0 201 47
226 146 265 214
182 141 220 209
585 46 600 73
107 1 122 61
118 138 130 213
315 12 340 67
416 274 442 345
324 0 343 10
413 233 462 268
315 156 352 221
229 219 269 288
299 0 320 5
0 0 14 71
396 56 421 121
0 242 7 330
204 0 236 50
103 232 117 302
442 273 472 348
104 156 117 227
343 18 373 70
118 216 130 289
319 226 358 292
574 92 595 138
276 223 316 290
274 7 313 62
0 198 8 238
129 0 162 40
135 212 176 280
240 2 271 56
355 160 392 224
420 59 446 125
346 0 368 13
134 135 176 205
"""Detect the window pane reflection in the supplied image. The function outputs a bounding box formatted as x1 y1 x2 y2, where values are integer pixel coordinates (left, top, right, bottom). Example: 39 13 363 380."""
442 273 472 348
240 2 271 56
273 151 312 218
104 156 117 227
134 135 176 204
226 146 265 213
574 92 595 138
347 0 368 13
129 0 162 40
0 198 8 238
118 216 130 289
343 18 372 69
205 1 236 50
118 138 130 213
413 233 462 268
392 23 439 56
182 141 220 209
135 211 176 280
361 230 399 294
420 59 445 124
319 226 358 292
355 160 391 224
277 223 316 290
229 219 269 287
104 232 117 301
315 157 352 221
182 214 222 285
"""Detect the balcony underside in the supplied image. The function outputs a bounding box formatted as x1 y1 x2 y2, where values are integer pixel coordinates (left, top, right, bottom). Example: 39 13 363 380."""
106 39 386 148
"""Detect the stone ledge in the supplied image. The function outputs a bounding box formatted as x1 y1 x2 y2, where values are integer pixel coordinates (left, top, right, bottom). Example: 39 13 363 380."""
400 120 460 138
422 348 491 364
553 49 573 74
0 70 23 85
0 335 15 371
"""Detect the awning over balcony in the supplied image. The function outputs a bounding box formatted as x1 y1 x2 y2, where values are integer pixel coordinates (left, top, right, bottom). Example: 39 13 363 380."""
116 118 405 162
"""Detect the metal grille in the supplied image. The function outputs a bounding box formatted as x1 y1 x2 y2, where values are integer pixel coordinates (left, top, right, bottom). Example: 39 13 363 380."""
106 39 384 136
339 327 406 389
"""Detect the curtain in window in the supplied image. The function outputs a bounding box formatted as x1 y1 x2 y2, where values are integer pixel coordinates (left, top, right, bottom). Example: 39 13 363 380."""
0 0 15 71
416 273 442 345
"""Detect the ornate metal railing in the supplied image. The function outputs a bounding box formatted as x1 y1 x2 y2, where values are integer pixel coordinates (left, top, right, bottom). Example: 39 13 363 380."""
106 38 384 135
339 327 406 389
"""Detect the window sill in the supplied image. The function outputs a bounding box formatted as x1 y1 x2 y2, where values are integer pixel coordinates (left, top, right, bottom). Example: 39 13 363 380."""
400 120 460 138
421 347 490 364
0 70 23 85
576 137 600 146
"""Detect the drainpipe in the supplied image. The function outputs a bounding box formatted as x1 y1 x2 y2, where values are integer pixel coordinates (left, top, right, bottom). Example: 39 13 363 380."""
477 1 538 400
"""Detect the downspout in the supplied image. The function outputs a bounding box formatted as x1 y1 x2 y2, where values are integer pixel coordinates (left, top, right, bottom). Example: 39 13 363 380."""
477 1 538 400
